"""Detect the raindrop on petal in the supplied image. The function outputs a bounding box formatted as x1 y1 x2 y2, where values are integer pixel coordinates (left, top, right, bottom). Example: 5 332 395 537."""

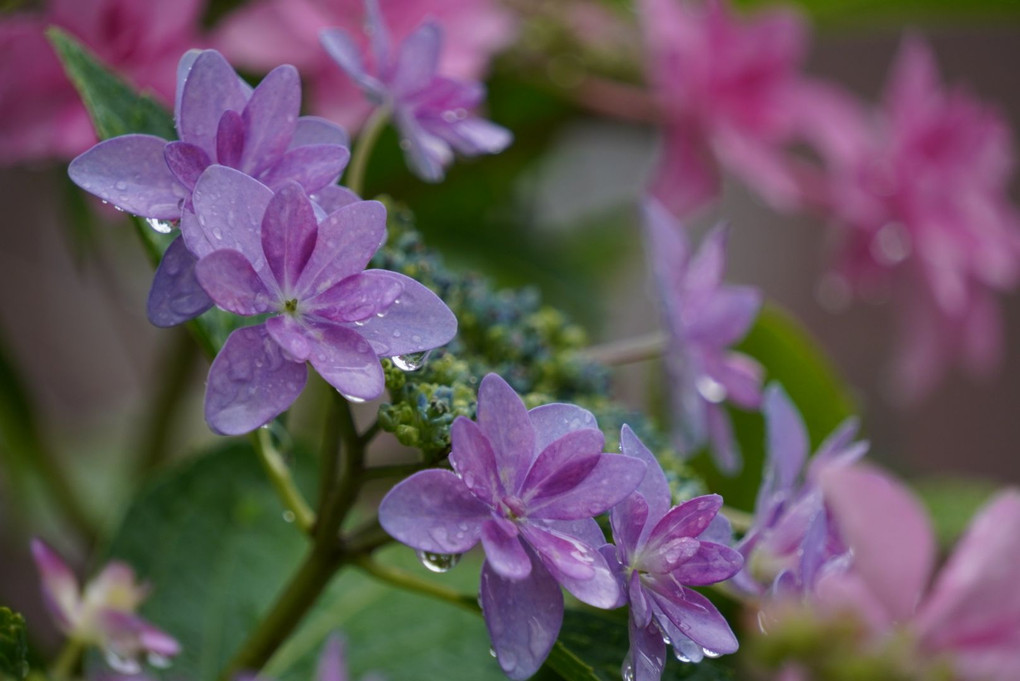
695 375 727 403
701 648 721 659
415 550 461 573
145 218 177 234
391 350 430 372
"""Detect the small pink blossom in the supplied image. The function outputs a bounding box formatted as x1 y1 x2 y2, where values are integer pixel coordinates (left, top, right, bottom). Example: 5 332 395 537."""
0 0 206 165
212 0 514 132
639 0 812 217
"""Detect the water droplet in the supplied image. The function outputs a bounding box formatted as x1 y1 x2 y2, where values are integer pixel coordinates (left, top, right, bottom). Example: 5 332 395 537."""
115 180 128 191
661 632 672 646
341 393 367 404
282 510 296 523
353 320 365 327
147 653 172 669
622 662 635 681
145 217 176 234
701 648 721 658
105 651 141 675
695 375 727 403
416 550 462 573
488 647 497 658
870 221 911 266
375 310 387 318
674 650 691 663
212 227 223 240
391 350 430 372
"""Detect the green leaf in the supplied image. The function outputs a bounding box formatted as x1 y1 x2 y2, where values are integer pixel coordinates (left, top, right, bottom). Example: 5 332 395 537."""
0 607 28 680
46 27 175 141
914 476 998 549
737 0 1020 24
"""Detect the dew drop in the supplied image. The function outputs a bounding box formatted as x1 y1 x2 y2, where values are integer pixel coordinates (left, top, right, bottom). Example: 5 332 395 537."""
212 227 223 240
145 217 176 234
674 650 691 663
148 653 172 669
622 662 635 681
105 651 141 675
695 375 727 403
282 510 296 523
341 393 367 404
488 647 497 658
353 320 365 327
115 180 128 191
661 633 672 646
391 350 430 372
701 648 721 659
415 550 462 573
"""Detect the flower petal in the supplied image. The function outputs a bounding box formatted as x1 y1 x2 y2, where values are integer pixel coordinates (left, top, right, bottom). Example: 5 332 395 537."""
378 469 487 553
706 401 741 475
195 249 273 316
204 325 307 435
626 618 666 681
147 235 213 327
294 201 387 298
310 185 361 214
30 538 78 631
305 324 384 402
527 403 599 454
305 271 402 324
529 452 647 521
241 64 301 175
265 315 314 362
481 518 531 580
164 141 211 190
393 107 450 183
319 27 386 99
177 50 248 152
449 416 501 505
390 21 441 99
480 553 563 681
646 582 738 655
611 491 650 560
522 429 605 503
522 524 621 608
669 541 743 586
185 165 273 264
649 122 720 219
215 109 245 169
337 271 457 356
258 144 350 194
620 425 672 531
476 373 535 495
291 116 349 149
68 135 183 220
260 182 318 293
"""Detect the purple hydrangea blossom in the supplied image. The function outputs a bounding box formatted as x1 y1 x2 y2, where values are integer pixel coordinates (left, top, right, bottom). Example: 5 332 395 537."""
31 538 179 674
185 166 456 435
320 0 512 182
642 197 763 474
606 426 741 681
379 373 647 680
733 384 867 597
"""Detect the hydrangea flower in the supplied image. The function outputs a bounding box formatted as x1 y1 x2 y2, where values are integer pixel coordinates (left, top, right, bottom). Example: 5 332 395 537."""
320 0 512 182
0 0 205 165
642 197 763 474
733 384 866 597
213 0 515 133
606 426 742 681
379 373 647 679
185 167 456 434
813 37 1020 400
31 538 179 673
639 0 812 217
799 463 1020 681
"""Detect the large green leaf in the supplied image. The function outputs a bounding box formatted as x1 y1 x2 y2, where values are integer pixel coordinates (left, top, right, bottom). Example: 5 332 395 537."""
0 608 28 680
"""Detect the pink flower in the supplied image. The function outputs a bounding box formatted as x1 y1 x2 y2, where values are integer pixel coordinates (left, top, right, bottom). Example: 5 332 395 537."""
31 539 180 673
810 463 1020 681
815 37 1020 400
212 0 515 132
638 0 812 217
0 0 206 165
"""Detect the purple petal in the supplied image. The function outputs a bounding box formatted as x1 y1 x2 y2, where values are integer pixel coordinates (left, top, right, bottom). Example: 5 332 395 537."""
294 201 387 298
611 492 650 559
649 123 720 219
476 373 535 495
427 115 513 157
174 50 202 119
195 250 274 316
522 524 621 608
626 618 666 681
545 518 609 551
291 116 349 150
364 0 392 74
266 315 315 362
204 325 307 435
260 182 318 293
393 108 450 182
527 403 599 454
177 50 248 152
528 452 647 521
100 610 180 660
763 384 809 497
311 185 361 214
669 542 743 586
304 323 384 401
449 416 502 505
305 271 402 323
164 141 211 190
147 235 213 327
687 224 729 294
480 553 563 681
319 28 386 99
629 571 651 628
522 429 605 502
481 518 531 580
687 286 761 347
316 634 348 681
699 513 734 547
215 109 245 169
185 166 273 263
258 144 350 194
706 351 763 410
646 583 738 655
390 22 441 99
69 135 183 220
241 65 301 176
706 402 741 475
378 469 487 553
620 425 672 528
30 538 78 631
343 271 457 356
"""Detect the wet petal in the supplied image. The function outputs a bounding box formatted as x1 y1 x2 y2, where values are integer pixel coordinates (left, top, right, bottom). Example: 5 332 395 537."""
378 469 487 553
642 495 724 573
620 425 672 528
304 324 384 402
258 144 350 194
611 491 650 558
204 325 307 435
645 582 738 655
669 541 743 586
305 271 402 323
527 403 598 454
311 185 361 214
291 116 349 149
523 524 621 608
528 452 646 521
265 315 314 362
185 165 273 264
147 235 213 327
476 373 535 494
481 518 531 580
449 416 501 505
480 553 563 681
522 429 605 502
177 50 248 151
627 618 667 681
390 22 441 98
68 135 183 220
319 27 386 98
215 109 245 169
241 64 301 175
164 141 211 190
294 201 387 298
260 182 318 293
344 272 457 356
629 571 651 628
195 249 273 316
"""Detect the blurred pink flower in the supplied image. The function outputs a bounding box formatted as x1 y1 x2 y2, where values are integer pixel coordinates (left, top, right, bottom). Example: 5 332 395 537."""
813 462 1020 681
815 37 1020 400
638 0 812 217
213 0 515 132
0 0 206 165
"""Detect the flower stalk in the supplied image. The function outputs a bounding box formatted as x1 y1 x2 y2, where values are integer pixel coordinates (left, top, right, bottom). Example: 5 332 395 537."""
346 107 389 197
251 428 315 535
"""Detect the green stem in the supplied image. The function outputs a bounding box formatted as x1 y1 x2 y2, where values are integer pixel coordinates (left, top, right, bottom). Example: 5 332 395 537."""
135 330 198 474
345 517 393 555
346 107 390 197
583 331 667 366
250 428 315 534
315 391 346 517
49 639 84 680
721 505 754 533
353 555 479 613
313 398 363 543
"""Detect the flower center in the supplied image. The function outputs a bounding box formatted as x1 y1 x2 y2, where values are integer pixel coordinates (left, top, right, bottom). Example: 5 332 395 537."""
283 298 300 315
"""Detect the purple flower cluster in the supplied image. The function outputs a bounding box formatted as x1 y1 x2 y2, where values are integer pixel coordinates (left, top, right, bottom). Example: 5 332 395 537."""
379 374 741 680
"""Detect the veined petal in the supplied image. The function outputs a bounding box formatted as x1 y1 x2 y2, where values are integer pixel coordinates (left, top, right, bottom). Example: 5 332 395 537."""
481 518 531 580
476 374 535 495
260 182 318 293
393 107 450 182
341 271 457 356
620 425 672 530
645 582 738 655
304 324 384 402
642 495 723 572
265 315 314 362
291 116 349 149
667 541 743 586
528 452 646 521
241 64 301 176
611 491 650 559
687 286 761 347
390 22 441 99
204 325 307 435
449 416 501 505
294 201 387 298
215 109 245 169
522 429 605 503
186 166 273 265
147 236 213 327
195 250 274 316
522 524 621 608
378 469 487 553
305 271 402 324
30 539 79 631
319 28 386 99
629 571 652 628
480 553 563 681
177 50 248 152
69 135 183 220
164 141 211 190
626 618 667 681
527 403 599 454
258 144 350 194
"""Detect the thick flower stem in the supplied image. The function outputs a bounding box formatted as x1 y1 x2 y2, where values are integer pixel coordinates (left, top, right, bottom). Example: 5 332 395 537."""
313 397 363 543
346 107 390 197
353 555 479 613
583 331 667 366
250 428 315 535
